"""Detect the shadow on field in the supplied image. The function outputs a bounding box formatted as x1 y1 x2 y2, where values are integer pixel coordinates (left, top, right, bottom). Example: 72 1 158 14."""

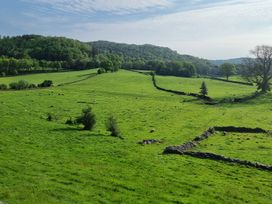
52 128 111 138
53 127 81 132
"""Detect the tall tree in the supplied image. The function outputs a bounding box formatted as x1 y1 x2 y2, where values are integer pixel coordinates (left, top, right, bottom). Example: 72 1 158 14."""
200 81 208 96
220 63 236 80
242 45 272 92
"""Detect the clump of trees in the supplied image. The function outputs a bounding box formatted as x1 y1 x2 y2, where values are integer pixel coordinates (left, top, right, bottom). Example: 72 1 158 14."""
220 63 236 80
200 81 208 96
242 45 272 92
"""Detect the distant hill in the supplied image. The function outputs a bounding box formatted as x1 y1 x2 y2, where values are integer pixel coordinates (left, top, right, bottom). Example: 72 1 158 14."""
0 35 213 76
210 58 248 66
89 41 212 74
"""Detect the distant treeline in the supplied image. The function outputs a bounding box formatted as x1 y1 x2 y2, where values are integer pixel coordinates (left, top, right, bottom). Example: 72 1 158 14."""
0 35 241 78
123 60 196 77
90 40 212 76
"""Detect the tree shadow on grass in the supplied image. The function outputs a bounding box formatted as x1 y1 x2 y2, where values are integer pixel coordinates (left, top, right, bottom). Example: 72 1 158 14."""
52 127 112 138
52 127 81 132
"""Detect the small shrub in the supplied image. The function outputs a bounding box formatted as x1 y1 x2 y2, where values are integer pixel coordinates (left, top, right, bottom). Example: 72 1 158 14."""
9 80 30 90
18 80 30 89
38 80 53 87
75 107 96 130
0 84 8 90
29 83 37 89
106 116 121 137
97 68 106 74
47 113 54 121
65 117 75 125
9 82 17 90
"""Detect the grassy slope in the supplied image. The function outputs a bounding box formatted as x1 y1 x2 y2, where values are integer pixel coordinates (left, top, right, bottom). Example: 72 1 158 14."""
0 69 97 86
0 70 271 203
156 75 257 100
193 132 272 165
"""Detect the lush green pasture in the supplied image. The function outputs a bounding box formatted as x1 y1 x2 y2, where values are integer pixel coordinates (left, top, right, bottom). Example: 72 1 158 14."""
0 70 271 203
218 75 249 82
0 69 97 86
193 132 272 165
156 75 257 100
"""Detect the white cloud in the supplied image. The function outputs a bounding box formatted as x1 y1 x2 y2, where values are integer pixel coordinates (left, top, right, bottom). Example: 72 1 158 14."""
26 0 172 14
63 0 272 59
18 0 272 59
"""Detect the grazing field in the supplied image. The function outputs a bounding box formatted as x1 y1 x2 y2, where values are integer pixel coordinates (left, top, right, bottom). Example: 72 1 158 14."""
193 132 272 165
0 69 97 86
156 75 257 100
0 70 271 203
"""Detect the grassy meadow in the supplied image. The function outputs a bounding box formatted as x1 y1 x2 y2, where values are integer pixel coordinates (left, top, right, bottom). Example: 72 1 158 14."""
156 75 257 100
193 132 272 165
0 69 271 203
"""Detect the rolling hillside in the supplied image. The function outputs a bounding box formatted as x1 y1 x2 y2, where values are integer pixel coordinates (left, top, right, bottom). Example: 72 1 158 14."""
0 69 271 203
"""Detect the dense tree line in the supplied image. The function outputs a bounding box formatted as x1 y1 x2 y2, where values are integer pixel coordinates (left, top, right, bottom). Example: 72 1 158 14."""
90 40 212 75
0 35 218 78
0 35 92 61
123 59 196 77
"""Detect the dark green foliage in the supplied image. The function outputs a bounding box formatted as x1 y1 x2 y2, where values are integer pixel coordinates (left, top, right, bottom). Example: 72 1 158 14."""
0 84 8 90
47 113 53 121
242 45 272 93
0 35 92 61
97 68 106 74
90 40 211 75
220 63 236 80
106 116 121 137
65 117 75 125
200 81 208 96
9 80 30 90
155 60 196 77
76 107 96 130
28 83 37 89
38 80 53 88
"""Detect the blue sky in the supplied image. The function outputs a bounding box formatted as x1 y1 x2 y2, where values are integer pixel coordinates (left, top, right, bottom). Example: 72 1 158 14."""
0 0 272 59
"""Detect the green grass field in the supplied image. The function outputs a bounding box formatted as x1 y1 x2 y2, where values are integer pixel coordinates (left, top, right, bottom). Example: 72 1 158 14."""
193 132 272 165
156 75 257 100
0 69 97 86
0 70 271 203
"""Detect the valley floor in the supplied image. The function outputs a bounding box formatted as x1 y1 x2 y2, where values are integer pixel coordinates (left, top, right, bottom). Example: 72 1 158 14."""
0 70 271 203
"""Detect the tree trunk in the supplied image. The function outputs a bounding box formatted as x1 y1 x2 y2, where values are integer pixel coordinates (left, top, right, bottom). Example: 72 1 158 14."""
260 78 270 92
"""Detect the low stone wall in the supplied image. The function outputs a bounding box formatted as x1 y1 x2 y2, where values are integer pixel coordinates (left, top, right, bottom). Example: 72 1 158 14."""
213 126 267 133
184 152 272 171
163 126 272 171
209 77 254 86
151 74 213 101
129 70 262 105
164 128 215 154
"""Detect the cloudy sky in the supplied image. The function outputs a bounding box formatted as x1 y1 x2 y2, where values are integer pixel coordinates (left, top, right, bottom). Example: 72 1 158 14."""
0 0 271 59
